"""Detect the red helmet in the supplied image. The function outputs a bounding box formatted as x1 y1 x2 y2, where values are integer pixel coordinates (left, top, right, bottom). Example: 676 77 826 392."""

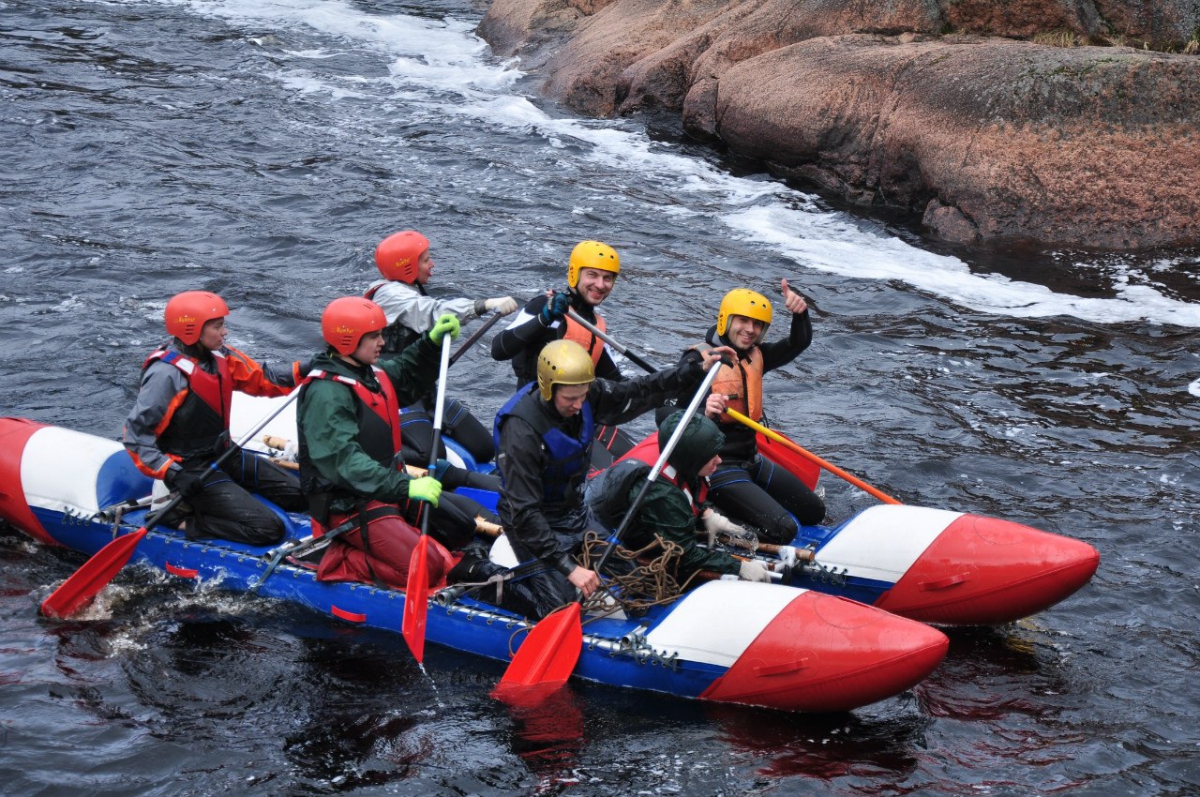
322 296 387 356
165 291 229 345
375 230 429 283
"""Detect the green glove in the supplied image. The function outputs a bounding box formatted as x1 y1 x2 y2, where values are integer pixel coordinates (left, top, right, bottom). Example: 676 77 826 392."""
429 313 460 345
407 475 442 507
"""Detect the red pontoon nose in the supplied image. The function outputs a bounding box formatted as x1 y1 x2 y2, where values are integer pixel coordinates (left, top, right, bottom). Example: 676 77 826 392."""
874 513 1100 625
702 589 949 712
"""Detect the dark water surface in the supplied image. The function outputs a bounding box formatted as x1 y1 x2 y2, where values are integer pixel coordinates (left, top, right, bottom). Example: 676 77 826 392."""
3 1 1199 794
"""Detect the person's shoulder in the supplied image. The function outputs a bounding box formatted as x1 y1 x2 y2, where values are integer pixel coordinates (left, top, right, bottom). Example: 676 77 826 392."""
371 279 413 297
644 478 689 511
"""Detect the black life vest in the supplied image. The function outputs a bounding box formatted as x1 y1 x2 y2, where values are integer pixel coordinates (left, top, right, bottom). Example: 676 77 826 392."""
145 347 232 460
493 384 595 507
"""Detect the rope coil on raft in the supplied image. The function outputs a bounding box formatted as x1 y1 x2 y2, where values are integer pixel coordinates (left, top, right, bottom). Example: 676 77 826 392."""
577 531 705 612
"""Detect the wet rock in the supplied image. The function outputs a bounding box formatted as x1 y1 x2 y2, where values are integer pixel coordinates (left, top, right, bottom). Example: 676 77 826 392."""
478 0 1200 249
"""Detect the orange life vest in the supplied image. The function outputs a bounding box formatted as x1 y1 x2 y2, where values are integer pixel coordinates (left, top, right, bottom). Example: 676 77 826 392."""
563 310 607 366
711 346 764 422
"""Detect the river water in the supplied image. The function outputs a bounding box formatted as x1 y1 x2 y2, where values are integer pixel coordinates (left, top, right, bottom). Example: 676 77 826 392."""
2 1 1199 794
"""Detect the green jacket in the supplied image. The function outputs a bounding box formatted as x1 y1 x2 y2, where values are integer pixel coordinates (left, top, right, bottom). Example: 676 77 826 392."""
297 335 442 515
629 479 740 578
594 411 740 579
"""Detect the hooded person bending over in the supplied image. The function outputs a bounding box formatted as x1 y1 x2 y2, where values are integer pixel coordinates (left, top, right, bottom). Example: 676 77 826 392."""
367 230 517 466
670 281 824 545
296 296 467 589
123 291 309 546
586 411 774 587
493 338 732 619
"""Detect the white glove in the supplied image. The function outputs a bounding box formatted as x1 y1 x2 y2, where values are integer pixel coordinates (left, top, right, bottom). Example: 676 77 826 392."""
484 296 519 315
702 509 756 549
738 560 772 583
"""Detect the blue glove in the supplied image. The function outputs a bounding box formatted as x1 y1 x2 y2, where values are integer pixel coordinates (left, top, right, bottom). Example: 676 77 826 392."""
408 475 442 507
539 292 570 326
432 458 452 481
429 314 460 344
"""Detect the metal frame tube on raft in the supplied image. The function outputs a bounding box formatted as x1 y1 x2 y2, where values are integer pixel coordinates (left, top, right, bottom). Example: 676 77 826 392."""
0 417 950 713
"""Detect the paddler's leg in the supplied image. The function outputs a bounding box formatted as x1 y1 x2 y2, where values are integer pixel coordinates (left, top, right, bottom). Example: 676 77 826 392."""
707 462 806 546
222 447 306 512
747 455 825 526
182 469 286 546
442 397 496 464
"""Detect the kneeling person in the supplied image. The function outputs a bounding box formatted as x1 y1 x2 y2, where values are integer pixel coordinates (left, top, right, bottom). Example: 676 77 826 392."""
124 291 309 546
296 296 465 589
493 339 731 619
587 411 772 587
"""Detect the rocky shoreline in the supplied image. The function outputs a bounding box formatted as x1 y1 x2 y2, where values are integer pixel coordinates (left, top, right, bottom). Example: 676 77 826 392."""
478 0 1200 251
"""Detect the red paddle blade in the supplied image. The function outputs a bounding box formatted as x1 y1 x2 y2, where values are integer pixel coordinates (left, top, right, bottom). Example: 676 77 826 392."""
500 603 583 688
40 527 148 619
756 431 821 491
402 535 431 664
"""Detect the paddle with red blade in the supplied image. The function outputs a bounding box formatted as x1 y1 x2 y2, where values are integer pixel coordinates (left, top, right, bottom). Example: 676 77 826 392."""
41 388 304 619
725 408 901 505
498 358 727 688
402 330 454 664
755 429 821 491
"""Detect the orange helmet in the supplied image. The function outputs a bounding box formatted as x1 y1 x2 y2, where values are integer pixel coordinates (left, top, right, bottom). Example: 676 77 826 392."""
165 291 229 345
322 297 387 356
375 230 430 283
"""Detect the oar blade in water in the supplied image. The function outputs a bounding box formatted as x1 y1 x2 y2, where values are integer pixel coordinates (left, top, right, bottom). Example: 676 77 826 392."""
402 534 431 663
40 527 148 618
499 603 583 688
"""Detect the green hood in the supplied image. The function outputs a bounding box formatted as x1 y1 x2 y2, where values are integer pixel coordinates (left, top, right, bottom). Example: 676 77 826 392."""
658 410 724 485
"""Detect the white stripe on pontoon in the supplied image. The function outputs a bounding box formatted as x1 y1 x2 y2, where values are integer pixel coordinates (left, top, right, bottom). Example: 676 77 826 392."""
21 426 126 516
814 504 962 583
645 580 802 668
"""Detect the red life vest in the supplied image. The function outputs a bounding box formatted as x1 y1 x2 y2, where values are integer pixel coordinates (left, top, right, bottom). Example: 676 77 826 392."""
662 464 709 517
304 366 403 466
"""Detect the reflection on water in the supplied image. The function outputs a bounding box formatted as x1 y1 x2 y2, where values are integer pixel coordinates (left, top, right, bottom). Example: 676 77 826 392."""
493 684 587 793
706 701 925 782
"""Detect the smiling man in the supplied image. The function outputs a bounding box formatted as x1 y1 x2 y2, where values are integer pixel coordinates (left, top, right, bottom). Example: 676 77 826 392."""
490 240 624 389
671 280 825 545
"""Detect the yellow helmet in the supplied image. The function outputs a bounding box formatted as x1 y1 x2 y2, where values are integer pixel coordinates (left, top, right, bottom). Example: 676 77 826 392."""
716 288 773 338
566 240 620 289
536 339 595 401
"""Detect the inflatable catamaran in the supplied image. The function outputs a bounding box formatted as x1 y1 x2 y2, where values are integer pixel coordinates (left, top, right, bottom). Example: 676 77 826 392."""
1 416 950 713
234 391 1103 627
